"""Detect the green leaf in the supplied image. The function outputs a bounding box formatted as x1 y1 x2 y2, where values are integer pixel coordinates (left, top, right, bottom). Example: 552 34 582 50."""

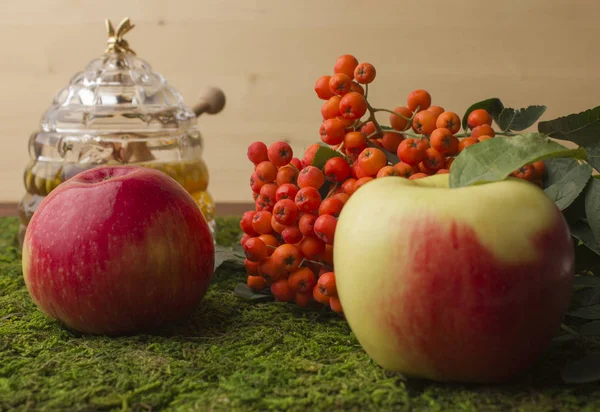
233 283 273 302
462 98 505 131
311 145 346 170
538 106 600 171
585 178 600 245
573 276 600 288
538 106 600 144
585 144 600 172
568 304 600 320
214 245 245 271
543 162 592 211
449 133 587 188
497 106 547 132
562 353 600 384
580 320 600 336
571 221 600 256
574 243 600 274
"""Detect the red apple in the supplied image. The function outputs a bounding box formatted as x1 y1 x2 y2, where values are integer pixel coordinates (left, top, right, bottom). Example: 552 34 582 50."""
22 165 215 335
334 174 575 382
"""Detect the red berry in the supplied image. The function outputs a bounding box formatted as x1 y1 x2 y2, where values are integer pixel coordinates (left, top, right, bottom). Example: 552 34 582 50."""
272 244 303 272
354 62 376 84
252 211 273 234
302 144 321 168
299 236 326 259
329 73 353 96
290 158 302 170
271 214 288 234
299 213 318 238
244 258 260 276
334 54 359 79
313 214 337 245
276 166 298 186
247 141 269 165
282 226 302 244
273 199 299 225
318 197 344 218
324 157 351 182
318 272 337 296
255 194 274 212
268 141 293 167
314 75 335 100
240 211 258 236
250 173 265 194
240 233 252 247
259 183 277 202
243 237 268 262
270 279 295 302
289 267 317 293
275 183 299 202
297 166 325 190
320 118 346 146
342 178 357 195
255 161 277 183
295 187 322 213
339 92 367 120
321 96 341 120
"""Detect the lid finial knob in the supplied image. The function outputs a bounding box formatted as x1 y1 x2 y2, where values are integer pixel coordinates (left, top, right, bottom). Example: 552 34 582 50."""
105 17 136 55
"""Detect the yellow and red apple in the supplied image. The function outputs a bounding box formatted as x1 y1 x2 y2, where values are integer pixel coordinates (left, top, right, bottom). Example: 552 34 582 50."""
333 174 575 382
22 166 215 336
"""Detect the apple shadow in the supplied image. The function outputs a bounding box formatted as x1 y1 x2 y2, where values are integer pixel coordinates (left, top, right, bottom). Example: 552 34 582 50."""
399 335 599 399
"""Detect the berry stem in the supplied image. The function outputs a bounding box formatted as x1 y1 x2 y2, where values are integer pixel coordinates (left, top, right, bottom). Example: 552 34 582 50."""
365 100 384 137
325 183 340 199
374 107 411 122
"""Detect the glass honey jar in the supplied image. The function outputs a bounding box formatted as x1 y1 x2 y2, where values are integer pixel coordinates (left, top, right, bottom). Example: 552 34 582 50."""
18 18 225 245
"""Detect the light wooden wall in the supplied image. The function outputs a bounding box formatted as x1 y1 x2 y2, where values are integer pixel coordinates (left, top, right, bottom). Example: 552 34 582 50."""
1 0 599 203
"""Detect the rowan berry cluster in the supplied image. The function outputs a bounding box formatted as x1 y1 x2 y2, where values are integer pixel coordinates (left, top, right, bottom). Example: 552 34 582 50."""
242 140 342 312
240 53 546 312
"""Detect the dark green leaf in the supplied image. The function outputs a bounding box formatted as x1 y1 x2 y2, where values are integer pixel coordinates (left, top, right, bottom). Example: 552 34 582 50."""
585 178 600 245
580 320 600 336
574 243 600 274
498 106 547 132
449 133 586 188
462 98 505 131
311 145 346 170
585 144 600 172
318 180 335 202
538 106 600 145
562 352 600 384
367 140 400 164
233 283 273 301
568 304 600 320
573 276 600 288
538 106 600 171
214 245 245 271
544 158 580 186
544 163 592 211
571 221 600 256
551 334 579 345
580 289 600 307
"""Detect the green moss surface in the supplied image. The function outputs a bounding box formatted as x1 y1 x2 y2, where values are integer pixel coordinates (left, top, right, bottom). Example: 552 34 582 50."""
1 216 599 411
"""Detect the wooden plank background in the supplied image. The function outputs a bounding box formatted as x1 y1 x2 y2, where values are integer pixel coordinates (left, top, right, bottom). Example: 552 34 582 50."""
1 0 599 204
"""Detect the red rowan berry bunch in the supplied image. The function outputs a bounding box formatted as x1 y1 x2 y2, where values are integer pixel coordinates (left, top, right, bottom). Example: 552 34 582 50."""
314 54 546 185
240 53 546 312
242 140 342 313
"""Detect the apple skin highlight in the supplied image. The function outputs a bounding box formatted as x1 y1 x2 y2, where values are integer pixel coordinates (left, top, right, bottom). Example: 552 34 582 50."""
334 174 575 382
22 166 215 336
